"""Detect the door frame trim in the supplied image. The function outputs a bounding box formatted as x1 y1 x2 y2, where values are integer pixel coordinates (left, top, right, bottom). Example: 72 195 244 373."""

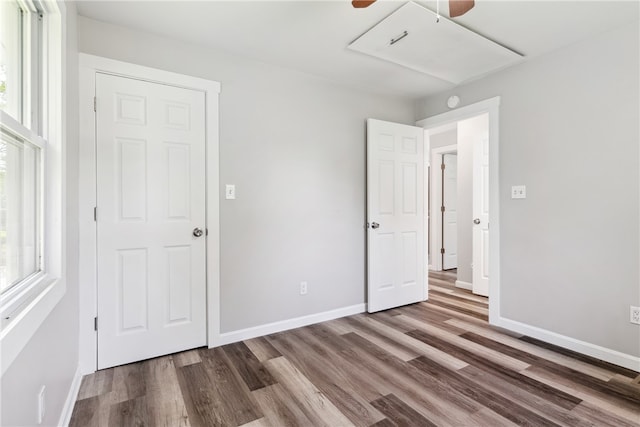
416 96 501 325
428 144 457 272
78 54 221 374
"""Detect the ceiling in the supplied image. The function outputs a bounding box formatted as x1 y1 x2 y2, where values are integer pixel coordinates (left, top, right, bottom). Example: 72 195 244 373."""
348 2 523 84
76 0 639 99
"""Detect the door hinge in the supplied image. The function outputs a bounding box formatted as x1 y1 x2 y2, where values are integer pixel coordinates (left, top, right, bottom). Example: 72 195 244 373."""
93 96 97 112
441 163 445 170
94 317 98 331
206 228 209 236
440 248 445 254
440 206 445 212
94 207 97 221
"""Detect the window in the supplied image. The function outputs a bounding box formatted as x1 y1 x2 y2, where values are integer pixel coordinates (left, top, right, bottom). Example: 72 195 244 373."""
0 0 64 375
0 0 23 122
1 123 43 293
1 0 44 294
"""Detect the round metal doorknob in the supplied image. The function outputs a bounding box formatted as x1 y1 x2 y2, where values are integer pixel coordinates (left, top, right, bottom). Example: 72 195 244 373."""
193 227 204 237
371 222 380 229
473 218 481 225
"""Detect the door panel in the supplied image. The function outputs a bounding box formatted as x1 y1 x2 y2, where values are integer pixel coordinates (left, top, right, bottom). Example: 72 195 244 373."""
117 138 147 220
96 73 207 369
166 245 193 324
367 119 425 313
473 136 490 296
118 248 148 332
442 154 457 270
166 143 191 219
401 231 418 286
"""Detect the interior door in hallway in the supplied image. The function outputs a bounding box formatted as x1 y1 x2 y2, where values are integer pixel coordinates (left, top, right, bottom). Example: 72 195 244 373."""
367 119 426 313
96 73 207 369
472 136 490 296
442 153 458 270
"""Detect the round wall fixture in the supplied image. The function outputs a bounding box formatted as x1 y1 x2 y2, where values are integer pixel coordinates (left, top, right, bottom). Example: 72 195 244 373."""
447 95 460 109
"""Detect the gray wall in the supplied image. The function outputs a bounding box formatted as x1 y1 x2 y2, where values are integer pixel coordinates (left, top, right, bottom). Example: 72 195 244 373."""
77 16 415 333
416 21 640 357
1 3 80 426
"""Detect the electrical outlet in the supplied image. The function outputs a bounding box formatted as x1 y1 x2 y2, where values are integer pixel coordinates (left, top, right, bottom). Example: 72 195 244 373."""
37 385 46 424
300 281 308 295
511 185 526 199
630 306 640 325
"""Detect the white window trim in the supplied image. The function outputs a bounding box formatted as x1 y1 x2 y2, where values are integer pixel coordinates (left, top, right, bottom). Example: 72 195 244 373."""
0 0 65 377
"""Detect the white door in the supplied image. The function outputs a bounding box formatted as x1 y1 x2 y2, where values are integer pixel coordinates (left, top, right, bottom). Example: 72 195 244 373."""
96 73 207 369
367 119 425 313
472 137 489 296
442 153 457 270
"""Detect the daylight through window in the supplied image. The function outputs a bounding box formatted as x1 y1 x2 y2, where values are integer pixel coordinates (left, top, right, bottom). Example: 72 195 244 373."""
0 0 44 294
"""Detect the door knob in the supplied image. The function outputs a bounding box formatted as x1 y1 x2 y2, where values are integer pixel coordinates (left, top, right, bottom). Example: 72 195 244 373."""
371 222 380 229
473 218 481 225
193 227 204 237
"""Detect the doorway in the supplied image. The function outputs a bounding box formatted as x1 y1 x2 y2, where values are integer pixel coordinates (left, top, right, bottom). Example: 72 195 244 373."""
417 97 500 322
426 114 489 296
78 54 222 374
441 153 458 270
428 141 458 273
365 97 500 323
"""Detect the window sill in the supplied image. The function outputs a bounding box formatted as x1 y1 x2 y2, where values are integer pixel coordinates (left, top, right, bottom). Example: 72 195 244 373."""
0 277 65 376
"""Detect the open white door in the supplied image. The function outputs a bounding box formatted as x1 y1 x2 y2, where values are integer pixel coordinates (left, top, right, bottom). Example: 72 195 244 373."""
472 136 490 296
96 73 207 369
442 153 458 270
367 119 425 313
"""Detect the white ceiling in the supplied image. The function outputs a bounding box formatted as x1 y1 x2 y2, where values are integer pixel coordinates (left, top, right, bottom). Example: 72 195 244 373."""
76 0 639 99
348 2 523 84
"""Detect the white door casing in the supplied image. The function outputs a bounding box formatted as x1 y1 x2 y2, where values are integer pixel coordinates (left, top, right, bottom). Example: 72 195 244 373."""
96 73 207 369
472 136 490 296
442 153 458 270
367 119 426 313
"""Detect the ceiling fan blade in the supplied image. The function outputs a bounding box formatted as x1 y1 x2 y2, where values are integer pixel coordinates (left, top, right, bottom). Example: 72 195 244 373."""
449 0 474 17
352 0 376 8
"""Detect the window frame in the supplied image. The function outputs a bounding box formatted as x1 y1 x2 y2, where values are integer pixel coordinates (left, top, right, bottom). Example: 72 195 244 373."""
0 111 46 297
0 0 65 377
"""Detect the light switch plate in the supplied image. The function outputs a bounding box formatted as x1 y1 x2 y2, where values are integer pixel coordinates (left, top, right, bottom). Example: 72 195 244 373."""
511 185 526 199
225 184 236 200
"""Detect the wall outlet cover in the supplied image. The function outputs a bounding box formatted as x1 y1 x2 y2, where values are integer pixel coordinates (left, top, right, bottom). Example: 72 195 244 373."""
225 184 236 200
511 185 526 199
631 306 640 325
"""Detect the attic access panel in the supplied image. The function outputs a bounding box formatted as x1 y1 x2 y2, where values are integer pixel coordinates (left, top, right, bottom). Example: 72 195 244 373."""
348 1 523 84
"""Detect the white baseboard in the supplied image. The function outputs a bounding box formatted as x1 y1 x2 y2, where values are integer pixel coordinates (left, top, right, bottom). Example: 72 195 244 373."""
58 366 83 427
493 316 640 372
215 303 366 346
455 280 472 290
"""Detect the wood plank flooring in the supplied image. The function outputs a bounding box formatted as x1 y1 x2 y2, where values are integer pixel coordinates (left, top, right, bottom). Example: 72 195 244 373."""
70 272 640 426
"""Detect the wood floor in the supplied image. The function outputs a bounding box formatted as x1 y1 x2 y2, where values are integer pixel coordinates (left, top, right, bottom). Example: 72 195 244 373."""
70 272 640 427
